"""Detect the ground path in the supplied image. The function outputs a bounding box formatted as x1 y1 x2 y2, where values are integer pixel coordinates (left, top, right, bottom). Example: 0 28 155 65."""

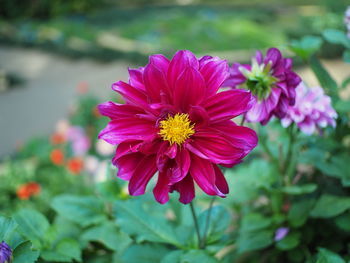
0 46 349 157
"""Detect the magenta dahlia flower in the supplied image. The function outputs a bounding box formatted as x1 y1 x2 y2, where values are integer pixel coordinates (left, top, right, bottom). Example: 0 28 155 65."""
224 48 301 125
281 82 337 135
98 50 258 204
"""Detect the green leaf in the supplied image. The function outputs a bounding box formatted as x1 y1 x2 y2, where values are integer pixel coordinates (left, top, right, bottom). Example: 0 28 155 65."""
51 195 107 227
276 232 301 251
0 216 23 249
309 55 338 100
161 251 184 263
13 209 50 248
121 244 170 263
281 184 317 195
323 29 350 48
241 213 272 232
288 199 316 227
82 222 131 252
335 212 350 231
290 36 323 60
56 238 81 262
237 229 274 253
41 238 81 262
181 250 218 263
316 248 345 263
198 205 230 242
223 160 279 204
343 50 350 63
12 241 40 263
114 200 182 247
335 100 350 113
311 195 350 218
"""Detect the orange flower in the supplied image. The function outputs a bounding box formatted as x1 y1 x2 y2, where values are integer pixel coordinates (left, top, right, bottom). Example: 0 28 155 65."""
67 158 84 175
50 149 64 165
92 106 101 118
17 182 41 200
50 133 66 145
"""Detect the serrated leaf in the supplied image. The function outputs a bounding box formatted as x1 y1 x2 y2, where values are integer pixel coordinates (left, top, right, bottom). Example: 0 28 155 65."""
12 241 40 263
51 195 107 227
121 244 170 263
82 222 131 252
316 248 345 263
311 195 350 218
309 56 338 100
13 209 50 248
114 200 182 247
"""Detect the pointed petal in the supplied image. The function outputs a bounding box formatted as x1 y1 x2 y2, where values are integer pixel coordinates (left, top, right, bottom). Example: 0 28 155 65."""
99 118 156 144
187 128 245 165
213 165 229 194
128 155 157 196
172 174 195 204
112 81 148 107
98 101 144 119
113 152 144 180
203 89 253 123
174 66 206 111
190 154 225 197
171 148 190 184
153 171 170 204
167 50 199 89
128 67 145 91
199 56 229 96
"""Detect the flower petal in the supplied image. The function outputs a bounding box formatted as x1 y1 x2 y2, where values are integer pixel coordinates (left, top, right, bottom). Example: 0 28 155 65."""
112 81 148 107
190 154 225 197
98 101 144 119
153 171 170 204
167 50 199 89
171 148 191 184
187 128 245 165
172 174 195 204
98 118 157 144
174 66 206 111
213 165 229 194
128 67 145 91
114 152 144 180
129 155 157 196
199 56 229 96
203 89 253 123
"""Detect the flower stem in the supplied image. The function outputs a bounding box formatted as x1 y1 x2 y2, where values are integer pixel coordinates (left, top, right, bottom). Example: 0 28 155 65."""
240 115 246 126
200 196 215 249
189 202 202 249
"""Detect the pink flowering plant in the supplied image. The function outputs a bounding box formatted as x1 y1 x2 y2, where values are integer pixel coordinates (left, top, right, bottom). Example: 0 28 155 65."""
3 8 350 263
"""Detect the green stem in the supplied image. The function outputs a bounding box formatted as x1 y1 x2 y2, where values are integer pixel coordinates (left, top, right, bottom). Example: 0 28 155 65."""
240 115 246 126
189 202 201 249
200 197 215 249
283 124 296 185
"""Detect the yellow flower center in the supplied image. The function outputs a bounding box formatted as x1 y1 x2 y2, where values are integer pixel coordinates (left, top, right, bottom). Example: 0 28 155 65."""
159 113 195 145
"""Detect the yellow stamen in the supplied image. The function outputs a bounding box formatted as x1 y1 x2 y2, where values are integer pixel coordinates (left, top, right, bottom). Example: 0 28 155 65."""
159 113 195 145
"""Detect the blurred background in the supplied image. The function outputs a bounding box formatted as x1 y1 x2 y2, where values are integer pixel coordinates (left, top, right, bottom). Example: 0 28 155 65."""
0 0 349 157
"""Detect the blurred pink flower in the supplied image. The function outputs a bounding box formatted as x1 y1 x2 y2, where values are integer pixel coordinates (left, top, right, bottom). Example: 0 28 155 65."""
67 126 91 156
345 6 350 38
281 83 337 135
275 227 289 241
224 48 301 125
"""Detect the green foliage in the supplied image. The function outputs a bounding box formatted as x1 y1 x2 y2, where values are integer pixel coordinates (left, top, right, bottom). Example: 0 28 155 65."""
51 195 107 227
290 36 323 61
316 248 345 263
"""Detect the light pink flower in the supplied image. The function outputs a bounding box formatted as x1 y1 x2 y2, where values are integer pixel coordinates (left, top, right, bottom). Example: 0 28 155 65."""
281 83 337 135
